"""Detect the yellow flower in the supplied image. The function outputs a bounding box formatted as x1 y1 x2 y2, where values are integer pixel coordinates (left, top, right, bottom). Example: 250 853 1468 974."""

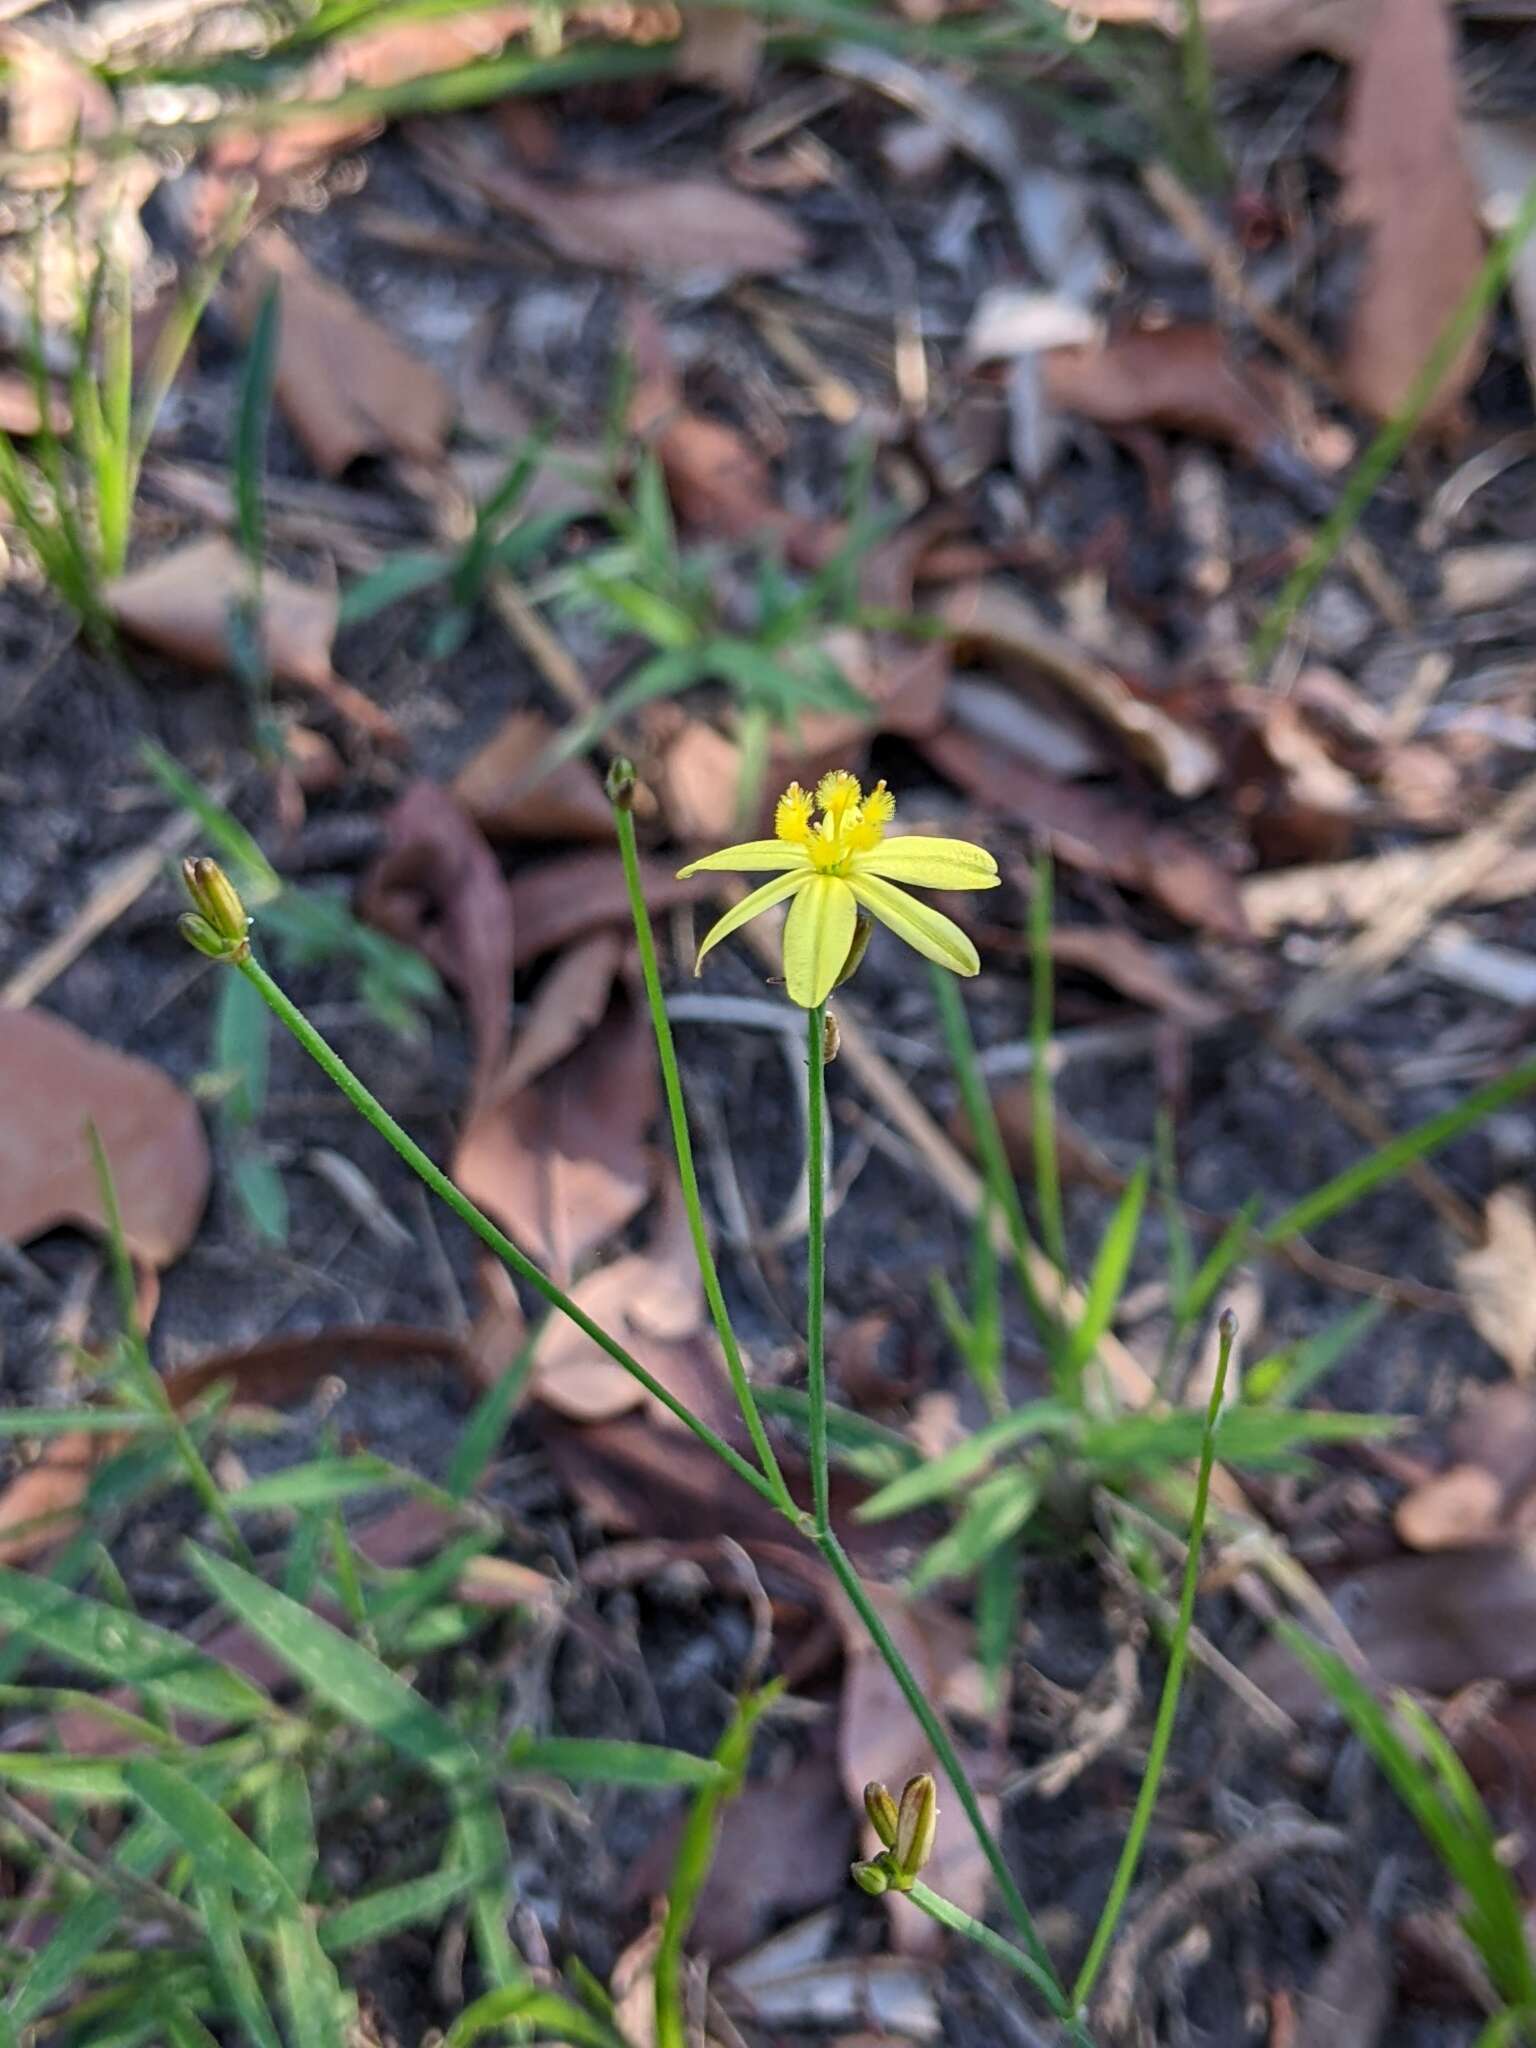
678 772 999 1007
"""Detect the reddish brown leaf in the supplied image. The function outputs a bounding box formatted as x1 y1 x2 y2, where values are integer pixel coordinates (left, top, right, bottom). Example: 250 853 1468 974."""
0 1009 209 1265
416 119 809 284
1394 1464 1506 1551
162 1324 470 1410
921 726 1251 940
228 228 455 475
657 712 870 844
454 987 656 1283
1455 1187 1536 1381
358 781 515 1101
500 930 625 1099
1049 927 1227 1030
453 709 613 842
105 536 400 746
1042 325 1295 468
507 850 708 969
1339 0 1488 427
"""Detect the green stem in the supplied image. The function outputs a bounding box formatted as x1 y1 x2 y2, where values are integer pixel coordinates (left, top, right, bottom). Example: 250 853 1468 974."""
816 1530 1078 2025
807 1003 830 1537
1028 854 1068 1277
1178 0 1225 191
614 803 794 1514
1071 1312 1238 2012
235 954 779 1508
906 1879 1062 2006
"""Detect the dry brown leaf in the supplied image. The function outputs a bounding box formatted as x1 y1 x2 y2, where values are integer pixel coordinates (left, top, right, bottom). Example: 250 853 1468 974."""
0 1009 209 1266
0 371 68 436
1049 926 1228 1030
1042 325 1296 470
508 850 708 969
358 781 515 1102
626 300 840 568
229 228 455 475
921 725 1250 939
452 709 613 842
1 28 116 181
624 1736 851 1959
1394 1463 1506 1550
941 580 1219 798
1456 1186 1536 1380
105 536 399 745
162 1324 470 1410
658 712 870 843
1339 0 1488 428
501 930 625 1099
454 990 656 1283
417 119 808 284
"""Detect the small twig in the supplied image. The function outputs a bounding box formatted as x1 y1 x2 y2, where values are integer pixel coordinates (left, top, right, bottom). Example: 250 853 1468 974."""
2 783 231 1009
1094 1818 1348 2038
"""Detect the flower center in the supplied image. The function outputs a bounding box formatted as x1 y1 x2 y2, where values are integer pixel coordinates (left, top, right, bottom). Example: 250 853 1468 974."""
775 773 895 874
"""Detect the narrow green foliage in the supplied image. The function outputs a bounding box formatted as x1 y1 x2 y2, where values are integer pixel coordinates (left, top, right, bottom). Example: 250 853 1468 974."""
503 1734 729 1789
1073 1310 1237 2006
1244 1300 1384 1406
447 1322 541 1499
443 1984 627 2048
1061 1163 1149 1396
1028 855 1068 1274
856 1400 1074 1520
910 1467 1041 1593
1254 173 1536 669
1283 1629 1536 2018
654 1685 779 2048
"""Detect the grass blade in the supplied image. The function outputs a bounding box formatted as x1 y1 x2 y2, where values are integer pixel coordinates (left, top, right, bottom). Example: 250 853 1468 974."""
909 1468 1041 1593
1061 1162 1149 1393
502 1735 726 1789
1028 854 1068 1273
855 1399 1074 1520
194 1877 283 2048
188 1543 484 1783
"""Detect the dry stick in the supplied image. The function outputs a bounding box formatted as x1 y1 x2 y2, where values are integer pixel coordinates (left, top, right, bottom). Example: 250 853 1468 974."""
2 788 230 1009
1284 763 1536 1034
1093 1820 1348 2040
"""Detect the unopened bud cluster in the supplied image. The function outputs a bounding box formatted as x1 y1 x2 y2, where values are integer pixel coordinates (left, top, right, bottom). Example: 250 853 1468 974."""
178 858 251 964
851 1773 938 1895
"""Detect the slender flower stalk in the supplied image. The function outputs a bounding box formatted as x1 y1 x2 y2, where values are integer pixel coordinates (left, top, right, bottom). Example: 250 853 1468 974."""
612 769 793 1514
232 953 779 1508
806 1001 830 1536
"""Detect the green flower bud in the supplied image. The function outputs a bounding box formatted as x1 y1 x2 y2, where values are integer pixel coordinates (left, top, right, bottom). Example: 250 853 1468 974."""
864 1780 899 1848
894 1773 937 1887
179 857 250 962
605 755 637 811
850 1857 891 1896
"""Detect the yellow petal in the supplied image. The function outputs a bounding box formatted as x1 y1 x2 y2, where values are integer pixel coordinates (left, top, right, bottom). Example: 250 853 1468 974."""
782 874 857 1008
694 869 810 972
852 837 999 891
678 841 810 877
848 874 980 978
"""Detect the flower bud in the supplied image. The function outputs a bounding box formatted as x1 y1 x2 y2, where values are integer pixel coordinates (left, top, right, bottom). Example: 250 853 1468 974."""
179 858 250 962
850 1857 891 1896
822 1010 841 1064
605 755 637 811
894 1773 937 1887
863 1780 899 1848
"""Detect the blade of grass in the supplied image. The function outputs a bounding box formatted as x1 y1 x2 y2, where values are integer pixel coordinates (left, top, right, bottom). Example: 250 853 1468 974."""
654 1684 779 2048
1061 1162 1149 1395
910 1467 1041 1593
443 1986 626 2048
1028 854 1068 1274
188 1544 483 1785
1072 1309 1237 2009
447 1323 541 1500
193 1877 283 2048
501 1735 727 1789
1253 174 1536 671
855 1399 1075 1520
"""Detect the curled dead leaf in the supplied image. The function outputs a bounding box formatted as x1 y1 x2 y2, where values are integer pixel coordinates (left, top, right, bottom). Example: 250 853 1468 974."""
417 119 809 284
453 709 614 842
357 780 515 1101
1042 324 1298 470
1339 0 1488 428
105 536 399 745
941 580 1219 798
454 986 657 1283
0 1008 209 1266
508 850 708 969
